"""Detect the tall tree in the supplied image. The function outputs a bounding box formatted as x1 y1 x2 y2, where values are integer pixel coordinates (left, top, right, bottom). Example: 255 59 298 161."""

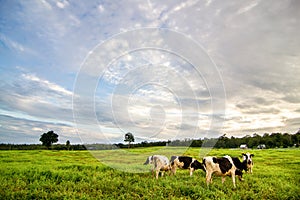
124 132 134 148
66 140 71 150
40 131 58 149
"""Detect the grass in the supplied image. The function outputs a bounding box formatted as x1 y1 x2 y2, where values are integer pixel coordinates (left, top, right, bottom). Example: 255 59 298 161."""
0 148 299 199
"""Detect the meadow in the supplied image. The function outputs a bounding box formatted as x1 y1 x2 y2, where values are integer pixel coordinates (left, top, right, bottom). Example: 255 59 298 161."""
0 147 299 199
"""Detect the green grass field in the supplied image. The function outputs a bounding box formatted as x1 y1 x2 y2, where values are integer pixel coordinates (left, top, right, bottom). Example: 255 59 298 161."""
0 147 299 199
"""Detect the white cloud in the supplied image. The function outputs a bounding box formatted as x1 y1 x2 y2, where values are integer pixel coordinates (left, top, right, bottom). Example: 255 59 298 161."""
0 72 75 133
40 0 52 10
0 33 35 54
236 1 259 15
56 0 69 9
98 4 105 12
205 0 213 7
22 74 73 96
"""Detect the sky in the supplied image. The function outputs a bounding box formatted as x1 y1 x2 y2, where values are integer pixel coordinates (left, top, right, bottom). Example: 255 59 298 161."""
0 0 299 144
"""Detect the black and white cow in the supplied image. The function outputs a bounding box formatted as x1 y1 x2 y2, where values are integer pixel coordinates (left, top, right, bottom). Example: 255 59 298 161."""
202 155 244 188
242 152 254 174
144 155 171 179
170 156 204 176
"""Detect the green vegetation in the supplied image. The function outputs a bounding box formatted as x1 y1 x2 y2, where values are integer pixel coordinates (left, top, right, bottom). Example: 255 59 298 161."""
39 130 59 149
0 148 299 199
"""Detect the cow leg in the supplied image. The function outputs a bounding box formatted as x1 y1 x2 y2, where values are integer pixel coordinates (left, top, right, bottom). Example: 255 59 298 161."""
171 166 176 175
222 176 226 184
171 160 179 176
238 175 244 182
161 171 164 177
155 169 159 179
206 172 212 186
189 168 194 176
231 174 236 188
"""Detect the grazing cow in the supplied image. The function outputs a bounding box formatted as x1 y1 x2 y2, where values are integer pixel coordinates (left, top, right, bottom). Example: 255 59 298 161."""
242 152 254 174
170 156 204 176
144 155 171 179
202 155 244 188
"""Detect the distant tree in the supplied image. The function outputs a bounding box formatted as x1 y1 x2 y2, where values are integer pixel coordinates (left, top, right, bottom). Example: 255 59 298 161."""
191 139 202 147
40 131 58 149
124 132 134 148
66 140 71 150
292 130 300 147
272 133 283 147
282 133 292 148
229 136 239 148
141 141 149 147
216 134 228 148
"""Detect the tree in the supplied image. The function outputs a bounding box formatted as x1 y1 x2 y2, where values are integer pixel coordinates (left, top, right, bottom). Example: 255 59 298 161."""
66 140 71 150
124 132 134 148
40 131 58 149
292 130 300 147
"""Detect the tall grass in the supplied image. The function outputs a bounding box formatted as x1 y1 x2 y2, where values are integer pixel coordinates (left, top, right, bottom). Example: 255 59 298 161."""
0 148 299 199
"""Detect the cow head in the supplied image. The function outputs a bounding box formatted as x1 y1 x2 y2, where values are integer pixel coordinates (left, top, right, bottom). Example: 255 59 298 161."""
144 156 153 165
191 159 205 171
242 153 254 165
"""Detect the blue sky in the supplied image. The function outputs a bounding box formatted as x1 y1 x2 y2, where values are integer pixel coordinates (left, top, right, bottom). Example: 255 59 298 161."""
0 0 299 144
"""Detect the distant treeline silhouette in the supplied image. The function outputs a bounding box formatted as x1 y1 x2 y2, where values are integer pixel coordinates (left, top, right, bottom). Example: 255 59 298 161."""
1 131 299 150
0 144 87 150
119 131 299 149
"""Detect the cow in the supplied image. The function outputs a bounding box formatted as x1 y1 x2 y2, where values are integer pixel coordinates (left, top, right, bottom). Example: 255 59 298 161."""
202 155 244 188
242 152 254 174
144 155 171 179
170 156 204 176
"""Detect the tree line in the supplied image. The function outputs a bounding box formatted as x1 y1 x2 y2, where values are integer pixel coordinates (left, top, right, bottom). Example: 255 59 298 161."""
0 143 87 150
120 131 300 149
0 130 299 150
196 131 300 149
213 132 300 149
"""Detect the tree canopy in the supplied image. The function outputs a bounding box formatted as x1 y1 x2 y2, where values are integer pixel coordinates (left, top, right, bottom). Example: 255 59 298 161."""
124 132 134 148
66 140 71 150
40 130 58 149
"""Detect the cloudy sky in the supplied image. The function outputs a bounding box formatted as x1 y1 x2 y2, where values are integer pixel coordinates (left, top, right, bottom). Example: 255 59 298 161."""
0 0 299 144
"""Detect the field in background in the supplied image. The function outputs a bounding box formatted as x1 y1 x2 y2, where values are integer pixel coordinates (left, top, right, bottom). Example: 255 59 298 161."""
0 148 299 199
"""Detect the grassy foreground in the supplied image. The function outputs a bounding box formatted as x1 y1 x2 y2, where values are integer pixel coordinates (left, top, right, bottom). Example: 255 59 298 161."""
0 147 299 199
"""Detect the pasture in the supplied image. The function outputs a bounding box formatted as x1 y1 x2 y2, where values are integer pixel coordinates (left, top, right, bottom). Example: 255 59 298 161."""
0 147 299 199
